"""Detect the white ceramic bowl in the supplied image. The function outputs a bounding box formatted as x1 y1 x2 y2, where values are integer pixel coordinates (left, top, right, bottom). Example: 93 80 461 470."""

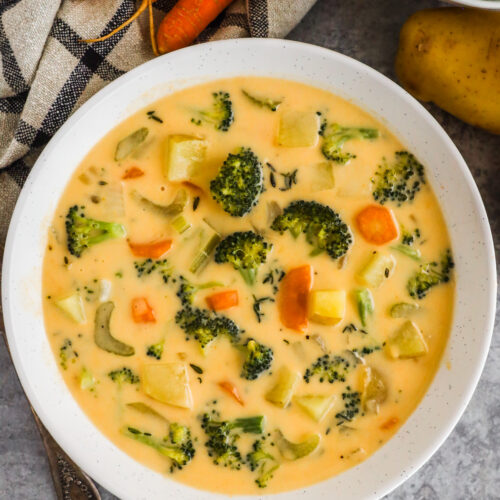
445 0 500 9
2 39 496 500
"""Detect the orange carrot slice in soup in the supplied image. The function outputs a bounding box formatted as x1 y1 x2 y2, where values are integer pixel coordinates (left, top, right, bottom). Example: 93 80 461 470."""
218 381 244 405
278 265 313 333
206 290 239 311
356 205 399 245
131 297 156 323
128 239 172 259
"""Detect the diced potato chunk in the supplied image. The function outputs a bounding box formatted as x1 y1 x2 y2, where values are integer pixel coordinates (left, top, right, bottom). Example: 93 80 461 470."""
357 252 396 288
266 366 301 408
310 162 335 191
309 290 346 325
55 293 86 324
360 366 387 413
294 394 335 422
277 111 319 147
387 321 428 359
164 135 207 182
142 363 193 409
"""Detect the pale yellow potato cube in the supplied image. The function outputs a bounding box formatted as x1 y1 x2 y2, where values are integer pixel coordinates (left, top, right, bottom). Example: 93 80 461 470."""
294 394 335 422
277 111 319 147
164 135 207 181
309 290 346 325
387 321 428 359
357 252 396 288
55 293 86 324
142 363 193 409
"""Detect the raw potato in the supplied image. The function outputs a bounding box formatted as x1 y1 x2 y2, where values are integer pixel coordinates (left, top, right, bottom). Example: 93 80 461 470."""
395 8 500 135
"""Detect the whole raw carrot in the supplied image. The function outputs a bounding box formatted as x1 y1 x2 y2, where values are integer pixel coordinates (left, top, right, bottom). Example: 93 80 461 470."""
156 0 235 54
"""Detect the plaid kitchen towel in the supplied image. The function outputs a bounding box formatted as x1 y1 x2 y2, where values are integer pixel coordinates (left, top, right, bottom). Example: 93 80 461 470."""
0 0 316 252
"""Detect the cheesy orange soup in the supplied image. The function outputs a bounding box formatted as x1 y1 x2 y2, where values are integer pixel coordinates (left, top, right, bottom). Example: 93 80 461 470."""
42 77 454 494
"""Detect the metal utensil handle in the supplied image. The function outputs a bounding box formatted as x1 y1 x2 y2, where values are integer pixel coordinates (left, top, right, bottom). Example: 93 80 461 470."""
31 410 101 500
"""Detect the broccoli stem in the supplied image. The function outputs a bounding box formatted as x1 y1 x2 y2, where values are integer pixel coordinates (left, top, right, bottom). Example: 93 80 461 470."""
230 416 266 434
239 268 257 286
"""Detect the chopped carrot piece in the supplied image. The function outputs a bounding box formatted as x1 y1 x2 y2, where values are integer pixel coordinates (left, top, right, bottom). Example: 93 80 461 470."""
156 0 235 54
380 416 399 430
356 205 399 245
128 239 172 259
131 297 156 323
218 381 244 406
122 167 144 180
278 265 313 333
206 290 238 311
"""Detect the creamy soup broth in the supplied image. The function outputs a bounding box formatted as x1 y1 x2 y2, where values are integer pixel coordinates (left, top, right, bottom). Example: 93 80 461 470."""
42 77 454 494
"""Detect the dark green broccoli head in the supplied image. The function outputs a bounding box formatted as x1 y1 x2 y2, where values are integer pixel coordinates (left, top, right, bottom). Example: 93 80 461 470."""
247 438 279 488
146 341 164 360
215 231 273 285
122 425 195 471
176 275 224 307
192 91 234 131
201 413 265 469
175 306 242 350
271 200 352 260
240 338 273 380
320 122 379 164
108 367 140 385
66 205 126 257
407 249 454 299
372 151 426 205
303 354 353 384
134 258 171 284
210 148 263 217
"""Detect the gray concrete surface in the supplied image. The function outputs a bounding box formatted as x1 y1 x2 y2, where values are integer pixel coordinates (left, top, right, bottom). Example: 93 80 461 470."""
0 0 499 498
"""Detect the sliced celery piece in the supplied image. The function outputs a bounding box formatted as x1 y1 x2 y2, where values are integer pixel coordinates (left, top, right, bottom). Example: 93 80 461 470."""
390 302 419 318
265 366 300 408
55 293 86 324
360 366 387 413
294 394 335 422
115 127 148 161
357 252 396 288
275 430 320 460
391 243 421 261
171 214 191 234
189 220 221 274
94 301 134 356
355 288 374 326
387 320 428 359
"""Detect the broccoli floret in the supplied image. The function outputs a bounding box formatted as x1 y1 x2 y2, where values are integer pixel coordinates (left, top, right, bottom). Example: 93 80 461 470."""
65 205 126 257
407 249 454 299
59 338 78 370
303 354 353 384
372 151 426 205
320 121 379 164
191 91 234 131
335 388 361 425
271 200 352 260
175 307 242 350
201 413 265 469
122 424 195 471
108 367 140 386
240 338 273 380
242 89 282 112
214 231 273 285
176 275 223 307
247 438 280 488
146 339 164 360
210 148 263 217
134 258 172 284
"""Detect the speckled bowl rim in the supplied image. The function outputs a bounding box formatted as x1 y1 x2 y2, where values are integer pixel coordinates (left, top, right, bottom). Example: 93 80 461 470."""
443 0 500 9
2 39 497 500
